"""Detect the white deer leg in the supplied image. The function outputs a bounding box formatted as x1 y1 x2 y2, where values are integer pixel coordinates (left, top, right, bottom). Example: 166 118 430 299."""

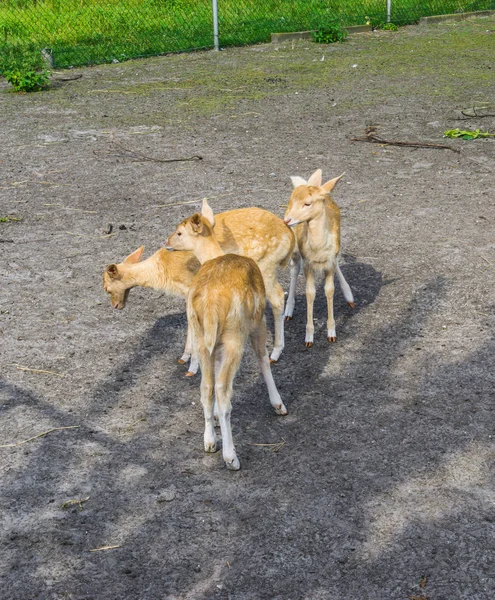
178 321 193 364
250 317 287 415
336 263 355 308
184 327 199 377
304 267 316 347
198 347 216 453
215 342 243 471
266 279 285 363
284 256 301 321
324 265 337 342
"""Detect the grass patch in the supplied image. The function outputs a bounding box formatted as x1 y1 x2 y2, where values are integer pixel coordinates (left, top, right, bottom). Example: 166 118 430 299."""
0 0 492 70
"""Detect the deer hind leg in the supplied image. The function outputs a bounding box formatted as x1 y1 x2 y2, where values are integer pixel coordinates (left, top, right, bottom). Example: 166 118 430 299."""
284 255 301 321
324 264 337 342
197 344 216 453
336 263 355 308
214 339 244 471
304 266 316 347
265 276 285 363
249 316 287 415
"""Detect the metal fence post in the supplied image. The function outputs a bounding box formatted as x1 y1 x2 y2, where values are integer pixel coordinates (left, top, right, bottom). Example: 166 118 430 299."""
212 0 219 50
386 0 391 22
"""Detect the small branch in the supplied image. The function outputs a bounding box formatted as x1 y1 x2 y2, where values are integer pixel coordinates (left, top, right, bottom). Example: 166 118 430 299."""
480 255 494 268
94 140 202 163
6 363 64 376
61 496 90 510
89 545 121 552
0 426 80 448
249 439 286 453
352 127 460 153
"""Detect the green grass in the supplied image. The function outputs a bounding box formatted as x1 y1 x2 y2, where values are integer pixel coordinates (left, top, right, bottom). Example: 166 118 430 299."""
0 0 492 70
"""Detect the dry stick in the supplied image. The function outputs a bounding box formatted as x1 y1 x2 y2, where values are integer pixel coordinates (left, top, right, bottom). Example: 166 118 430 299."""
352 130 460 153
6 363 64 377
94 140 202 163
0 426 80 448
480 255 494 268
249 439 286 453
89 545 121 552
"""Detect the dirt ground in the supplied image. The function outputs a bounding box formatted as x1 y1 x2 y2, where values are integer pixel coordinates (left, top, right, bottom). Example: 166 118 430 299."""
1 16 494 600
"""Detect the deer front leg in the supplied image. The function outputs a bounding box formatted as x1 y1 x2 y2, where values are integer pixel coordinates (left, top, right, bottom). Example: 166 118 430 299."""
178 321 193 364
265 278 285 363
304 266 316 347
284 256 301 321
324 265 337 342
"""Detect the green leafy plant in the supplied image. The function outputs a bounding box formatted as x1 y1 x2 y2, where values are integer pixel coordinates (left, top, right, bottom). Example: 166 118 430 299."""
4 68 50 92
381 22 398 31
313 19 347 44
444 128 495 140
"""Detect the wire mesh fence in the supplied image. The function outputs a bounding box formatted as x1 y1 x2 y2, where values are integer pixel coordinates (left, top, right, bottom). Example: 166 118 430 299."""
1 0 494 71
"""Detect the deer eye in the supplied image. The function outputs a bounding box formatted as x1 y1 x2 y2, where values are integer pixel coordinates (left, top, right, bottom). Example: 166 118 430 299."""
177 232 182 236
304 202 311 207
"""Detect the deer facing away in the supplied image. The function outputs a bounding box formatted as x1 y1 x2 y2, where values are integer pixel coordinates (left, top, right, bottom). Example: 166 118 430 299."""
166 212 287 470
283 169 354 347
103 200 295 372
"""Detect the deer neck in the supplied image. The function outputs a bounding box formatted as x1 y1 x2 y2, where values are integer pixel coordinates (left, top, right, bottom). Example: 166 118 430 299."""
123 253 164 289
307 205 330 248
195 235 224 264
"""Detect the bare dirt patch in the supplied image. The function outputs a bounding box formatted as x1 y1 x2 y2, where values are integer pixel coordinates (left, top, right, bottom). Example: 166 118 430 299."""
1 17 494 600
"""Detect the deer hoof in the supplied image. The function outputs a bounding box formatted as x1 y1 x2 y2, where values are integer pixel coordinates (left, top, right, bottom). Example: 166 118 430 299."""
226 457 241 471
348 301 355 309
177 358 185 364
204 441 218 453
274 404 288 416
269 358 277 364
185 371 196 377
328 336 337 343
305 342 313 348
284 316 292 322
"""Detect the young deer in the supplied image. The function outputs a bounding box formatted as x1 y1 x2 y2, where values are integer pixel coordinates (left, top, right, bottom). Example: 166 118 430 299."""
103 201 294 371
283 169 354 347
166 212 287 471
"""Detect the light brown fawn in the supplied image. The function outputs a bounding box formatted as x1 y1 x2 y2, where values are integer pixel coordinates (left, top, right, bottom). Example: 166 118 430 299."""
103 200 295 372
283 169 354 346
166 212 287 471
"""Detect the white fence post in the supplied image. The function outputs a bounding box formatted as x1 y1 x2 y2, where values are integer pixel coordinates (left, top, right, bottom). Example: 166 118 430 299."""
212 0 219 50
386 0 391 22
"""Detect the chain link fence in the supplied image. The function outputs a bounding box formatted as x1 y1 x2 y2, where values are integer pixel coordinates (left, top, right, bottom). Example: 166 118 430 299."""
1 0 494 71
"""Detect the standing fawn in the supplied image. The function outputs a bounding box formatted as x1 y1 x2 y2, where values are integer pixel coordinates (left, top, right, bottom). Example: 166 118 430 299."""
283 169 355 347
103 201 295 372
166 212 287 471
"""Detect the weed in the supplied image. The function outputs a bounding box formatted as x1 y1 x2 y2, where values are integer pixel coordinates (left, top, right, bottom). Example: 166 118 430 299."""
381 22 399 31
444 128 495 140
313 20 347 44
4 68 50 92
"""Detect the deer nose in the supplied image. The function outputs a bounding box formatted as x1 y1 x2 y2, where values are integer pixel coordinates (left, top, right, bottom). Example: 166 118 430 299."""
284 218 291 225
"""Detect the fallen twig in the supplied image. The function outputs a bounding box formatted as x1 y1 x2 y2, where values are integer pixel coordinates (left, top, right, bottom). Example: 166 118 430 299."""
89 545 121 552
6 363 65 377
480 255 494 268
0 426 79 448
352 126 460 153
54 74 83 82
249 439 286 453
61 496 90 510
94 139 202 163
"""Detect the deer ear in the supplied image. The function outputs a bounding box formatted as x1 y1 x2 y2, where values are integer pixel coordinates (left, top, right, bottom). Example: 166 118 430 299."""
307 169 322 187
123 246 144 264
321 172 345 193
291 176 308 188
201 198 215 227
106 264 120 279
190 213 203 234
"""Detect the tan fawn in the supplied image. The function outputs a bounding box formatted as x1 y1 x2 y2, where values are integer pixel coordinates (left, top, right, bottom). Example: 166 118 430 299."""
283 169 354 347
166 212 287 471
103 201 295 372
